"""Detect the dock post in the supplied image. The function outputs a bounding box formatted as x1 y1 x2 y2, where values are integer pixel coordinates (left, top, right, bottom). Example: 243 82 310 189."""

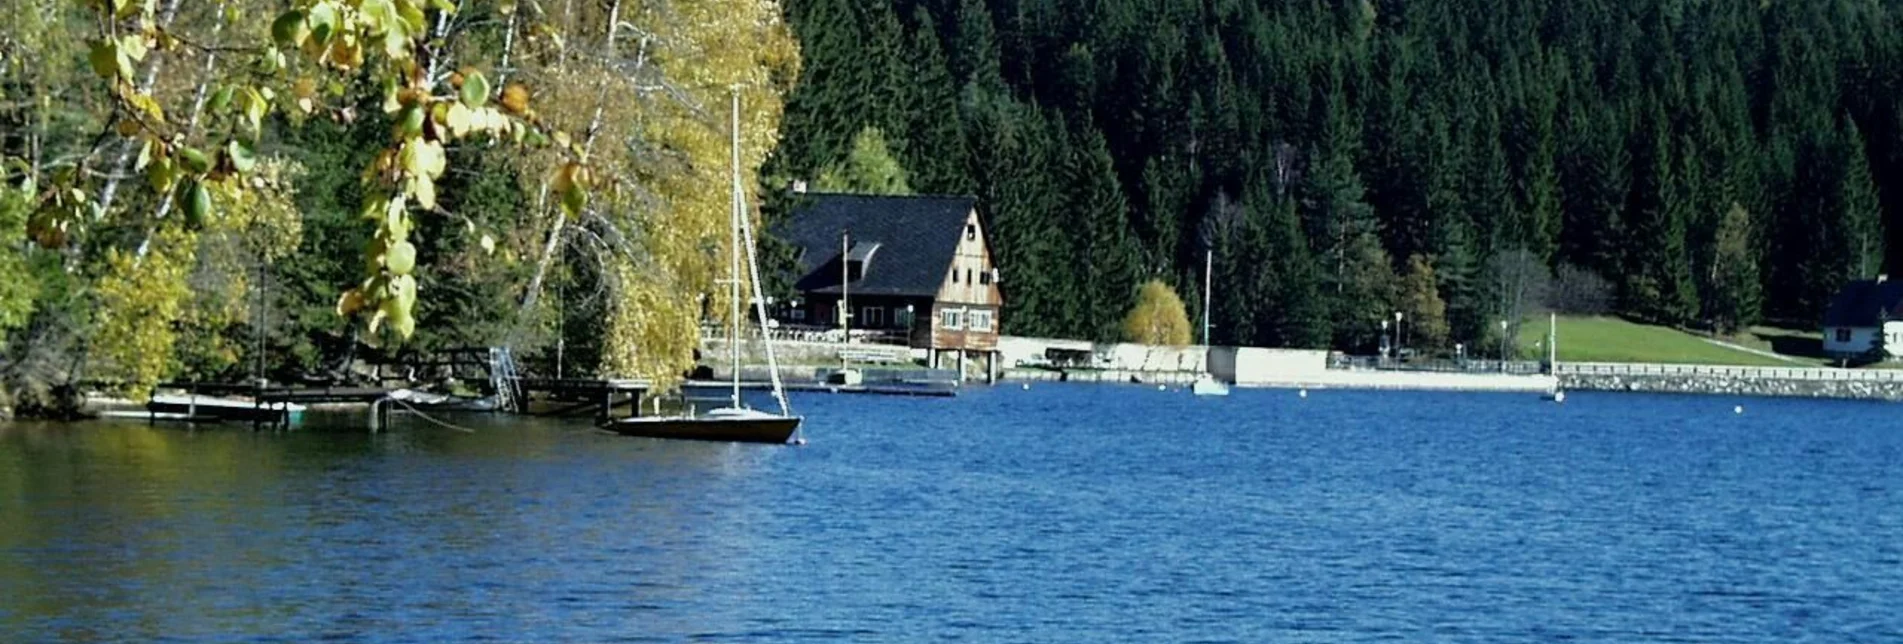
957 350 967 384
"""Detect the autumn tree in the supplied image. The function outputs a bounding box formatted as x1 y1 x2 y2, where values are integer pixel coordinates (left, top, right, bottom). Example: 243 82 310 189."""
816 127 913 195
1121 280 1192 347
1399 255 1450 352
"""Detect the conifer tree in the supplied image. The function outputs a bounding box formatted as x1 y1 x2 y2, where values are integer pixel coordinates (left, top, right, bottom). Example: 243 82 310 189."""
1069 122 1142 342
900 7 971 195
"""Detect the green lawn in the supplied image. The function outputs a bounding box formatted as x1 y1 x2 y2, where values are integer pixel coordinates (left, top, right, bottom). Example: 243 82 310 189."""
1515 316 1810 366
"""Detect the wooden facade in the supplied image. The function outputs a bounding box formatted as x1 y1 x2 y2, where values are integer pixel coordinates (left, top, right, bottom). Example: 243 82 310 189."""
773 193 1003 376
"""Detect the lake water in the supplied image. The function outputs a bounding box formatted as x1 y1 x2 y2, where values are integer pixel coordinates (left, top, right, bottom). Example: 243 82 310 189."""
2 385 1900 642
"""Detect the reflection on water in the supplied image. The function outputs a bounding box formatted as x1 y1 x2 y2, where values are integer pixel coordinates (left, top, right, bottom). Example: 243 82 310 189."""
3 388 1903 641
0 414 779 641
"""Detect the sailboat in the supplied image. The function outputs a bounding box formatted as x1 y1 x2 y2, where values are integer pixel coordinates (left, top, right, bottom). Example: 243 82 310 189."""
606 92 803 444
1191 250 1231 397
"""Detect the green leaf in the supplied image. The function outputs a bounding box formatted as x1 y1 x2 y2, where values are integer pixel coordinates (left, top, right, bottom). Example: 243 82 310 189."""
87 40 118 80
359 0 398 33
459 71 489 108
307 1 338 45
400 106 425 135
209 85 235 113
186 181 211 226
560 184 585 216
429 0 456 13
396 0 427 34
386 241 417 275
226 140 257 173
146 156 176 192
242 88 268 138
179 147 212 173
271 10 308 47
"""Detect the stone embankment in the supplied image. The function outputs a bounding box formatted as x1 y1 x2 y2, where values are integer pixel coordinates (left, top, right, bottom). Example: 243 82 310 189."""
1556 363 1903 401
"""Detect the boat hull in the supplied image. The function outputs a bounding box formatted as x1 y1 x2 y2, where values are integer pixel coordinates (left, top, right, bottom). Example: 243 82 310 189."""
605 415 801 444
1191 378 1231 397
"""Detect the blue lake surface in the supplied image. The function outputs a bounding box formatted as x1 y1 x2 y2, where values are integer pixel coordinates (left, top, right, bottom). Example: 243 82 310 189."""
2 385 1901 642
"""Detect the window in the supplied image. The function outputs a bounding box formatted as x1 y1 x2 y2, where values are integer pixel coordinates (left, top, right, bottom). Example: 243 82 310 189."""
861 306 885 328
790 308 806 322
940 308 965 330
1836 328 1853 343
951 268 960 284
969 310 994 332
979 268 993 285
966 224 977 241
966 269 973 285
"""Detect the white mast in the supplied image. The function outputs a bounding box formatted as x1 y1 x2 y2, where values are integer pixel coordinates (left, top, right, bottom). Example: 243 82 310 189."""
841 231 850 342
1202 250 1213 346
732 89 793 417
727 91 743 409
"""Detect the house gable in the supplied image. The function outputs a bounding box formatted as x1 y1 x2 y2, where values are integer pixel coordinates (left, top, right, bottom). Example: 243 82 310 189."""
934 208 1003 307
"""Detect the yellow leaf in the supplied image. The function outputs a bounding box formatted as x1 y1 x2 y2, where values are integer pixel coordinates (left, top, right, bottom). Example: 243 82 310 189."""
443 102 472 137
410 174 436 210
336 288 366 316
119 35 148 62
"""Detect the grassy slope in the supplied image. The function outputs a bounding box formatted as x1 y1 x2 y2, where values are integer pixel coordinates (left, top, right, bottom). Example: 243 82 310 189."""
1516 316 1809 367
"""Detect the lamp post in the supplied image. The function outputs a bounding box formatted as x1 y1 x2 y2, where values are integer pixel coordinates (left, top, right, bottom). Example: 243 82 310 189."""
1394 311 1405 362
1380 319 1390 362
1499 319 1510 370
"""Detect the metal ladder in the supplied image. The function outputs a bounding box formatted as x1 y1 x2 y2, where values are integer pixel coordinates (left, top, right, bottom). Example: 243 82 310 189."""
488 346 524 413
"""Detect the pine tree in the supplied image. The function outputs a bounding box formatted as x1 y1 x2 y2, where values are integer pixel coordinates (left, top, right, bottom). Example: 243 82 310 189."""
1068 122 1141 343
1843 120 1882 279
1706 202 1762 334
900 7 971 195
952 0 1007 95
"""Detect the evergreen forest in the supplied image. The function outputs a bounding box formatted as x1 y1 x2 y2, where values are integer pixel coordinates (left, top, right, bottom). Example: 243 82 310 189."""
771 0 1900 353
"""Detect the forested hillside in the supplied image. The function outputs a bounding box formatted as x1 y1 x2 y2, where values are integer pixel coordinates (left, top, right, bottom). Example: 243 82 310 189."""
771 0 1900 353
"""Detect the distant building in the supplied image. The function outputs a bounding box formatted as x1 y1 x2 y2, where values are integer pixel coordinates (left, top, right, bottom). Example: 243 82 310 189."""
774 193 1002 375
1821 276 1903 360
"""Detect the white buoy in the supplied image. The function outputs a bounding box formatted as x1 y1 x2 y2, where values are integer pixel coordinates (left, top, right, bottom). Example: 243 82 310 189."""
1021 383 1031 390
1299 389 1308 398
1734 405 1744 415
1553 390 1566 404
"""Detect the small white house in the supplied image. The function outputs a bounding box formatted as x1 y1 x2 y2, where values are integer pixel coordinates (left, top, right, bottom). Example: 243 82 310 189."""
1822 276 1903 360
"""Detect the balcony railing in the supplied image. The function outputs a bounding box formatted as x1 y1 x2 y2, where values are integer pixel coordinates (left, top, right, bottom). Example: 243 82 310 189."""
701 323 913 347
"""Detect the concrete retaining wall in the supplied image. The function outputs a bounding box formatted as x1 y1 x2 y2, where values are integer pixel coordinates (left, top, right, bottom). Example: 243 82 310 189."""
1560 373 1903 401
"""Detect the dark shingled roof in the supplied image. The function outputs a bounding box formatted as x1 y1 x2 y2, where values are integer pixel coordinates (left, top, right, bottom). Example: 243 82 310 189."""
1823 279 1903 327
776 193 977 298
